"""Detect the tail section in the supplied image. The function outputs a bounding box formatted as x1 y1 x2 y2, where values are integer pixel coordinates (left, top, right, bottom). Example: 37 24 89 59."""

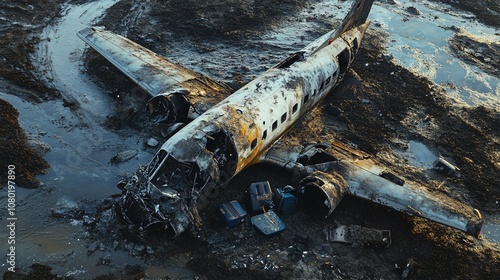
334 0 375 40
305 0 375 55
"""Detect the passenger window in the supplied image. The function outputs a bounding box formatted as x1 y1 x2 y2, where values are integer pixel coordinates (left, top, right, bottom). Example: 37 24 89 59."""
326 77 331 84
262 130 267 140
272 121 278 131
320 81 324 91
281 113 287 123
313 89 317 96
292 103 298 114
250 138 257 150
304 94 309 104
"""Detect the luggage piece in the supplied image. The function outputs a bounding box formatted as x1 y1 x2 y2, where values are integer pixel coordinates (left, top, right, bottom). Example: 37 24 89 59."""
247 181 274 215
218 200 247 227
273 187 297 214
250 210 286 235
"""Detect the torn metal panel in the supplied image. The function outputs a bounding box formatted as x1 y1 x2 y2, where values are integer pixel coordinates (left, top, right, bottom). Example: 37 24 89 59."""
325 225 392 248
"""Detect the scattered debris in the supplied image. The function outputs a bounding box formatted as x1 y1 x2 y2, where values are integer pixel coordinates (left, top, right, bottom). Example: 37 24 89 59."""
110 149 138 164
218 200 247 227
247 181 274 215
433 156 459 176
402 258 417 278
326 224 392 248
251 210 286 236
146 138 159 147
273 186 297 214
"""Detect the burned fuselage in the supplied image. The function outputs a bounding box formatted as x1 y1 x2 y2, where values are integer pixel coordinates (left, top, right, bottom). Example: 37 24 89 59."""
83 0 483 239
116 22 371 237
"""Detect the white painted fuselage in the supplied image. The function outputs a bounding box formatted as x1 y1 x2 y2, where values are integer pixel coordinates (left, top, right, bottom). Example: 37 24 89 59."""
158 23 370 178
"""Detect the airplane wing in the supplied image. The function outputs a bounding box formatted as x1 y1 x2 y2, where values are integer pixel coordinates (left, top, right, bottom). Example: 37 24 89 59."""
261 141 483 237
77 27 233 122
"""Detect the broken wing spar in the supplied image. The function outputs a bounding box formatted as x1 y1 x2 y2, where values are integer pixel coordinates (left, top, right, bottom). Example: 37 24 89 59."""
78 0 482 238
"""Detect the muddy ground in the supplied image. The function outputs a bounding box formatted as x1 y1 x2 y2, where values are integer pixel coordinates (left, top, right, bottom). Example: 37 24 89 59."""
1 0 499 279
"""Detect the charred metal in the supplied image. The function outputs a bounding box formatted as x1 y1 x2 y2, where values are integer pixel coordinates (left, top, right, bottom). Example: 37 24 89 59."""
79 0 483 239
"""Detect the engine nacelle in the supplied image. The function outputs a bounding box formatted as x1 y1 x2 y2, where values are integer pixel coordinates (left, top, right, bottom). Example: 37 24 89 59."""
147 90 191 123
298 171 348 219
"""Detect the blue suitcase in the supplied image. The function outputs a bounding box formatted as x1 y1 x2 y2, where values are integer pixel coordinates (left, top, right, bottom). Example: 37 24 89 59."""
273 187 297 214
251 210 286 235
247 181 274 215
218 200 247 227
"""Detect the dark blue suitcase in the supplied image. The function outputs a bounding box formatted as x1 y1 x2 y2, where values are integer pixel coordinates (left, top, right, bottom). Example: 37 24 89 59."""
251 210 286 235
218 200 247 227
247 181 274 214
273 187 297 214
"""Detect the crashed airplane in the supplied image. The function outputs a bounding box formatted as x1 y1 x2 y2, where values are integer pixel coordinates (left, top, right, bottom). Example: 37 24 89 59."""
78 0 483 238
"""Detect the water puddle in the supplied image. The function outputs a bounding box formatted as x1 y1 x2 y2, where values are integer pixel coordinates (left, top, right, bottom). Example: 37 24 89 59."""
0 0 158 277
34 0 119 119
213 0 500 108
395 140 438 170
369 0 499 108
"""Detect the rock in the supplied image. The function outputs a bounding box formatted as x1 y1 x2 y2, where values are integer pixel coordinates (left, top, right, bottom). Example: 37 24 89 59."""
110 149 138 164
381 53 394 62
406 6 421 16
147 137 159 147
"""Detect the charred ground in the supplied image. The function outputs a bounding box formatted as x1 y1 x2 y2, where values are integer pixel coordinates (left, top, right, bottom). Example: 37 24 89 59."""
1 0 499 279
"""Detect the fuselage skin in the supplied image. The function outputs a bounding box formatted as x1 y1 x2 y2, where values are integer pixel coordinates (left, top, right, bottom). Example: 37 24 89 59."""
152 23 370 183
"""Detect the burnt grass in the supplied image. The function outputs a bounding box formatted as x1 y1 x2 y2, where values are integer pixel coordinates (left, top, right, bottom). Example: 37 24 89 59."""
1 0 499 279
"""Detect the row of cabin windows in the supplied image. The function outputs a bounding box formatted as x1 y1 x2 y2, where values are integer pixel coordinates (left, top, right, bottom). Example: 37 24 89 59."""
249 70 338 151
256 100 300 147
303 71 338 106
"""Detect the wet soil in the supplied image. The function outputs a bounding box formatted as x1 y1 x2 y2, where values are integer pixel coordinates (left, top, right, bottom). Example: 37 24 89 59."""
0 95 49 188
428 0 500 29
449 32 500 78
0 1 66 102
1 0 499 279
